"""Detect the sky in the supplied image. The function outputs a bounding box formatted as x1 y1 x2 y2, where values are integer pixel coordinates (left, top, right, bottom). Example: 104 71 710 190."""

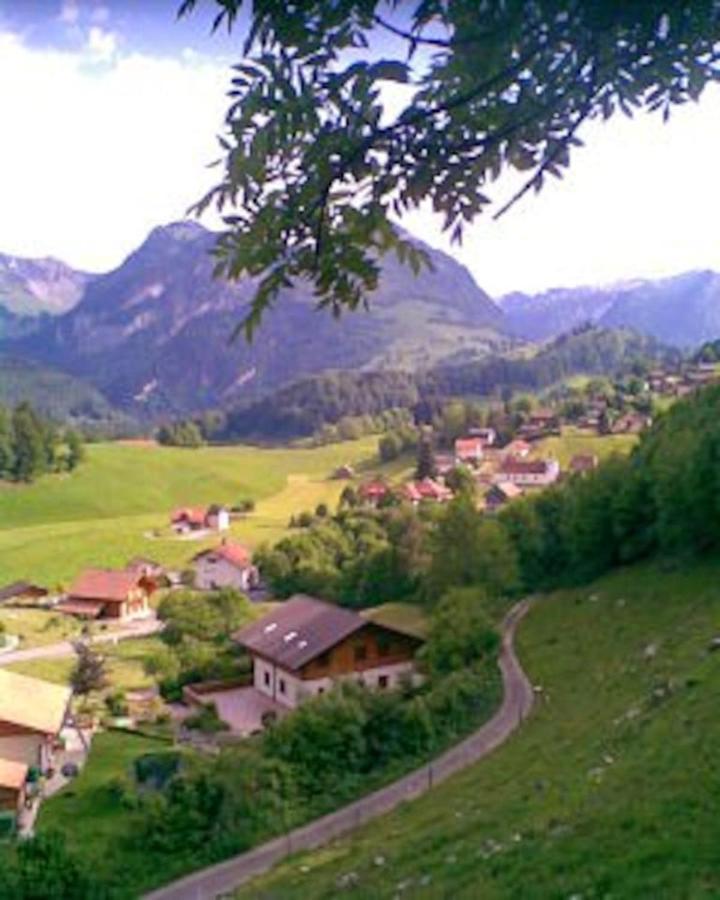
1 1 720 298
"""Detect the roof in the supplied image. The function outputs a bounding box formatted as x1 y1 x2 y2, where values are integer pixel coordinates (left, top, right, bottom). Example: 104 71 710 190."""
489 481 524 500
360 603 428 641
0 758 28 792
233 595 366 671
55 600 105 618
171 506 207 526
500 457 557 475
358 480 389 499
403 478 453 502
504 440 532 455
207 504 229 515
455 437 484 454
0 581 47 603
194 540 253 570
0 669 71 736
69 569 140 603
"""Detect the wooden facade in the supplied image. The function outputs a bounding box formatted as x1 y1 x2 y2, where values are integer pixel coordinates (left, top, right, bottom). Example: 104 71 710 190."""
299 624 420 681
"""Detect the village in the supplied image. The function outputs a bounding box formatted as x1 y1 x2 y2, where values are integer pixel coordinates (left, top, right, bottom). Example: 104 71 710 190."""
1 355 718 843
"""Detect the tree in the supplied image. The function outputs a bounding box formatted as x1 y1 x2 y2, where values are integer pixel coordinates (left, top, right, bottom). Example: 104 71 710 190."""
415 435 437 480
445 464 476 498
423 588 500 678
181 0 720 335
0 406 14 479
70 643 108 696
12 403 47 482
66 429 85 471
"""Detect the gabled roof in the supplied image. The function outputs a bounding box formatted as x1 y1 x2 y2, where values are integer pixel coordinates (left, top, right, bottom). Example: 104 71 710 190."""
0 757 29 792
233 595 366 671
0 669 71 736
404 478 453 502
0 581 47 603
500 457 557 475
194 540 253 570
455 437 484 454
171 506 207 526
358 480 389 499
489 481 524 500
69 569 140 602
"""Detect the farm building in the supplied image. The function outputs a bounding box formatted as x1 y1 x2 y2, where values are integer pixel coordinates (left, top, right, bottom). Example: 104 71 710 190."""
496 457 560 487
192 540 259 592
357 479 391 506
233 595 424 710
171 504 230 533
0 582 48 606
402 478 454 505
454 436 485 463
58 569 154 620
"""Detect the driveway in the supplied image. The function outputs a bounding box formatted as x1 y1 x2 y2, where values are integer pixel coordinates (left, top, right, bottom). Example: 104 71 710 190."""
201 687 287 735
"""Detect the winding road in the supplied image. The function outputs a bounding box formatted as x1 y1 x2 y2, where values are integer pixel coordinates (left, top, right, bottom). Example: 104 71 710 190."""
145 599 535 900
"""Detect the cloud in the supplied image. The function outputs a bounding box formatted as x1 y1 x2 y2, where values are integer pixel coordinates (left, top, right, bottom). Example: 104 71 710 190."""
86 25 117 61
0 29 229 272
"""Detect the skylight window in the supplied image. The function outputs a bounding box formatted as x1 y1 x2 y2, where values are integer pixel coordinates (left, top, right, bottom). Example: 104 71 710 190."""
283 630 298 643
264 622 278 633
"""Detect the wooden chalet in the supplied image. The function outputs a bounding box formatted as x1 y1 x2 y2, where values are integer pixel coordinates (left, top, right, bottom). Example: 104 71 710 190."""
58 568 154 620
233 596 423 709
0 581 48 606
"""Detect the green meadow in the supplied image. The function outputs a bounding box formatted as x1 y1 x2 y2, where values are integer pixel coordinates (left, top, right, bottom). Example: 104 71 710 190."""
237 557 720 899
535 425 639 467
0 437 389 586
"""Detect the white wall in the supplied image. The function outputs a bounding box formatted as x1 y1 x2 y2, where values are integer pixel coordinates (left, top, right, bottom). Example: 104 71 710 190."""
194 557 256 591
0 733 44 768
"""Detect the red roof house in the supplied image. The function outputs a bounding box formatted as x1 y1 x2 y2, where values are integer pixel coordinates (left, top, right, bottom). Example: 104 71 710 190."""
402 478 454 505
59 569 154 620
454 437 485 463
358 480 391 505
192 540 259 592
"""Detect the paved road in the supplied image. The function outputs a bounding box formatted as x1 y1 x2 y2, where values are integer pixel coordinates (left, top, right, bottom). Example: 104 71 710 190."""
0 616 163 666
145 600 535 900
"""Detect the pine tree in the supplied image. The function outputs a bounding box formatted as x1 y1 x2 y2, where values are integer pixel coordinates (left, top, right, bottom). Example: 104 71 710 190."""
12 403 46 482
0 406 14 479
66 429 86 471
415 435 437 480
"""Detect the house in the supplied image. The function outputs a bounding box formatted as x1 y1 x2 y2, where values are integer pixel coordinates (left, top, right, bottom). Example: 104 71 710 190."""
402 478 453 505
0 669 72 820
433 453 456 476
518 409 562 439
454 436 484 464
171 504 229 533
503 439 532 459
0 581 48 606
484 481 524 511
569 454 599 474
468 426 497 446
58 569 154 620
496 456 560 487
192 540 259 592
233 595 423 709
333 464 355 480
357 479 391 506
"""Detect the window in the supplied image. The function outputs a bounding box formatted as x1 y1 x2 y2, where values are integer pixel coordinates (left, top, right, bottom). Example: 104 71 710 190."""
264 670 271 687
317 687 325 695
378 675 389 690
279 678 286 695
316 651 331 668
354 642 367 663
377 634 392 657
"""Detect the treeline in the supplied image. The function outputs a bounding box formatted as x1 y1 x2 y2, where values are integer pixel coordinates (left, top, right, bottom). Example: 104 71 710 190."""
219 327 676 442
0 402 85 482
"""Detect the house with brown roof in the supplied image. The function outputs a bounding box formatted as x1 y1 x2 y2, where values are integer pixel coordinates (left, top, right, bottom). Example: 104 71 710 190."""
0 669 72 819
496 456 560 487
233 595 423 709
192 540 259 592
0 581 48 606
171 504 230 534
357 479 391 506
58 568 154 620
402 478 454 505
503 439 532 459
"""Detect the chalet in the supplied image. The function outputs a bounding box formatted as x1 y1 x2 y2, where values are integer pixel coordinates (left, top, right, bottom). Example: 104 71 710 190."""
358 480 391 506
171 504 230 534
569 454 599 474
192 540 259 592
125 557 165 579
518 409 562 439
0 581 48 606
0 669 71 820
454 436 484 464
402 478 453 505
58 568 154 620
503 439 532 459
433 453 456 476
333 464 355 480
496 456 560 487
484 481 524 511
233 595 423 709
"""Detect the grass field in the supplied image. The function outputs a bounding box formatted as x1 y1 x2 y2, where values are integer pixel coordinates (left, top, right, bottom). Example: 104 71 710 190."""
535 425 639 467
0 437 392 586
236 556 720 899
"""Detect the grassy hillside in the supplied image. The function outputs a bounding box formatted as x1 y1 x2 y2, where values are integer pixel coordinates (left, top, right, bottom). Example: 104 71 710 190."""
0 437 393 585
237 557 720 899
534 426 639 467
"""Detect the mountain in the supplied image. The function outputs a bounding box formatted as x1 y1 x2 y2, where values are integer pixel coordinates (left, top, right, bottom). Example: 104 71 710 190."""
499 270 720 348
10 222 506 416
0 252 92 317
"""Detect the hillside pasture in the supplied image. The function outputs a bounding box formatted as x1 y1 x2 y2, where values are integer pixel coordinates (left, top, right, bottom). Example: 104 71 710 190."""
534 425 639 467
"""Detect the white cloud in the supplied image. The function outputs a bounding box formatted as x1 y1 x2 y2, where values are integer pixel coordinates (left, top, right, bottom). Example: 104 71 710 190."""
86 25 117 61
0 29 229 272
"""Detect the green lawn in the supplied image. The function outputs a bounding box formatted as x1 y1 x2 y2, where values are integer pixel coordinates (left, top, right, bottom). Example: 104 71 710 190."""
535 425 639 467
0 607 80 647
0 437 395 586
236 557 720 899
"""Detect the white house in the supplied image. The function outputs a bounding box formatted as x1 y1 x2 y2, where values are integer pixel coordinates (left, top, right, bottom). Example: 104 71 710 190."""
192 540 259 591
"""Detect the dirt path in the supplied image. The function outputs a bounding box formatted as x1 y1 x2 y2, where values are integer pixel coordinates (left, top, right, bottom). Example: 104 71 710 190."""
0 616 163 666
144 600 535 900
